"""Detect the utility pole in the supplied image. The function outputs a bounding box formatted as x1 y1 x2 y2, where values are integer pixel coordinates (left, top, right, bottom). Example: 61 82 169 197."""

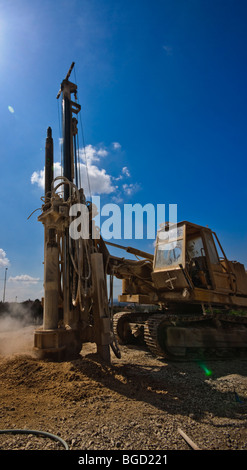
3 267 8 302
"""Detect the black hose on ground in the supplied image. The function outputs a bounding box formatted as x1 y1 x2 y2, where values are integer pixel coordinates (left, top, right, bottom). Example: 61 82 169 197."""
0 429 69 450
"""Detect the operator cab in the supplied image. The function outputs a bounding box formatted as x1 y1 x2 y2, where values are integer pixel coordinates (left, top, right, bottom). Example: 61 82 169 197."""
152 221 231 292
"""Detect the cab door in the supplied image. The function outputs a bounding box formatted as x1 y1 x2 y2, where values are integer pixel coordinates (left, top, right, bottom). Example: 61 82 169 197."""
202 230 233 293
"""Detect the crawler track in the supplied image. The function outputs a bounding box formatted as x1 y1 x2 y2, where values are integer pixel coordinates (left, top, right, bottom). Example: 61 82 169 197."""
144 312 247 360
113 311 148 344
144 313 213 360
113 311 247 361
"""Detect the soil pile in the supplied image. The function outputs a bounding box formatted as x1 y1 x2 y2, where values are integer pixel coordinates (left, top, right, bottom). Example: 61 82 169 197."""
0 325 246 451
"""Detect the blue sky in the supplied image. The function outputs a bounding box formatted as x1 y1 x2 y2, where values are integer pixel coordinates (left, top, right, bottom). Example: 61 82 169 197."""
0 0 247 301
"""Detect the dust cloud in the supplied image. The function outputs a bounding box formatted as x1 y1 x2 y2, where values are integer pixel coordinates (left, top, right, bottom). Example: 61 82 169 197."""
0 301 42 357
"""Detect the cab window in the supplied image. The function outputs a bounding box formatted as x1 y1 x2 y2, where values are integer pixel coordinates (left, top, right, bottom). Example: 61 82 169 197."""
155 225 184 269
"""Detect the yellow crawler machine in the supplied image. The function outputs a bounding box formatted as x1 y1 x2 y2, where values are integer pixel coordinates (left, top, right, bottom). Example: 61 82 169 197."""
111 221 247 360
34 63 247 362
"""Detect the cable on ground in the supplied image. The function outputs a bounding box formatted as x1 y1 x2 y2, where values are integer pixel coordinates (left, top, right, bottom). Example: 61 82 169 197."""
0 429 69 450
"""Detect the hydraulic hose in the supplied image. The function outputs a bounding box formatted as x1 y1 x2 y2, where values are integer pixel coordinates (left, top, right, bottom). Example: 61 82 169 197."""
0 429 69 450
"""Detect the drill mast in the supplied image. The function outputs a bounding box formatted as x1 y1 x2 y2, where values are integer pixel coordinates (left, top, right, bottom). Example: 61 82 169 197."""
34 63 120 362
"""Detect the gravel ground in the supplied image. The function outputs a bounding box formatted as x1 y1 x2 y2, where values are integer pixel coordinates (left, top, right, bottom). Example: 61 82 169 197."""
0 326 246 454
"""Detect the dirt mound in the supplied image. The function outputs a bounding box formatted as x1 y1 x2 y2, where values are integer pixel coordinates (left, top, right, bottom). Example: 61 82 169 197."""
0 336 246 451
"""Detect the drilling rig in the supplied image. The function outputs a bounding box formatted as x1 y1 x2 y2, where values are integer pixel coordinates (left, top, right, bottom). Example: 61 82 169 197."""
34 63 247 362
34 63 121 362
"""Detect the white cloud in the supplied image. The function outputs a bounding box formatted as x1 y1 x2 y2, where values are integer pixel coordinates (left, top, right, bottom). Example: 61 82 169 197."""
5 275 43 302
113 166 130 182
80 144 108 164
31 162 62 189
8 274 40 285
0 249 10 267
31 169 45 188
122 166 130 177
113 175 123 181
31 143 140 198
79 162 115 195
97 148 108 157
122 183 141 196
112 142 121 150
112 194 124 204
31 144 114 196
